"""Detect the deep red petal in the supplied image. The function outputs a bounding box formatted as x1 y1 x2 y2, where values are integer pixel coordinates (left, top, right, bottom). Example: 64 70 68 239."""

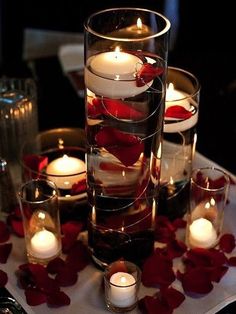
71 178 87 195
161 286 185 309
10 219 24 237
0 221 10 243
228 256 236 266
47 257 65 274
47 291 71 307
0 243 12 263
138 295 172 314
25 288 47 306
219 233 236 253
61 221 83 237
181 267 213 294
23 154 48 173
136 63 164 87
55 266 78 286
166 239 187 259
209 265 228 282
65 241 90 272
0 269 8 287
165 105 192 119
172 218 186 229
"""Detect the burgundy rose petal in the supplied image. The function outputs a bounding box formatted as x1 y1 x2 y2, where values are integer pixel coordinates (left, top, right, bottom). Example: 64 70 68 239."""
181 267 213 294
55 266 78 287
23 154 48 173
172 218 187 229
142 250 175 287
25 288 47 306
219 233 236 253
155 216 176 243
166 239 187 259
0 221 10 243
0 243 12 263
9 219 24 237
65 241 90 272
161 286 185 309
0 269 8 287
47 257 65 274
228 256 236 266
136 63 164 87
87 98 103 117
71 178 87 195
165 105 192 119
47 291 71 307
185 248 226 268
61 221 83 238
209 265 228 282
138 295 172 314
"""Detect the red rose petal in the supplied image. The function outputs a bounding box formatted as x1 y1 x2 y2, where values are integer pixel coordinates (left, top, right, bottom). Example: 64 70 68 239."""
228 256 236 266
209 265 228 282
161 286 185 309
47 257 65 274
219 233 236 253
185 248 227 268
71 178 87 195
23 154 48 175
138 295 172 314
172 218 187 229
0 221 10 243
166 239 187 259
0 243 12 263
10 219 24 237
0 269 8 287
136 63 164 87
165 105 192 119
155 216 176 243
181 267 213 294
66 241 90 272
61 221 83 253
95 127 144 166
25 288 47 306
55 266 78 286
47 291 70 307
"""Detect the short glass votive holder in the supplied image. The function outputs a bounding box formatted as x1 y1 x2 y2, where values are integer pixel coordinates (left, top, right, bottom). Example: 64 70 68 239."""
186 167 230 249
104 260 141 313
18 179 62 265
21 128 87 222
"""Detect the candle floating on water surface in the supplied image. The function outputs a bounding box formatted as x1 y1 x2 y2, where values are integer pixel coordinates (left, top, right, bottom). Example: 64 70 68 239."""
189 217 217 248
30 229 60 259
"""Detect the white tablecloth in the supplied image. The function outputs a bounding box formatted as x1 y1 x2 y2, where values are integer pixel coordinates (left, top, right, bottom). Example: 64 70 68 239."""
2 152 236 314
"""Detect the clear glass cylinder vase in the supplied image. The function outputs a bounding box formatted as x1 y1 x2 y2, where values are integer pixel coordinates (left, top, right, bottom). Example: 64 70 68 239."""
84 8 170 267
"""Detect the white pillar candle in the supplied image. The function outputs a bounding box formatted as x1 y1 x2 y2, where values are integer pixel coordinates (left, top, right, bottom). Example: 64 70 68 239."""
85 47 152 99
164 83 198 133
30 229 60 259
189 218 217 248
109 272 136 307
46 154 86 189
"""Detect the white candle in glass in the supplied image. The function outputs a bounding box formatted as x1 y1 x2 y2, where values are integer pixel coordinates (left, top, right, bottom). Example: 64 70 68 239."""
30 229 60 259
109 272 136 307
189 217 217 248
46 154 86 189
85 47 151 99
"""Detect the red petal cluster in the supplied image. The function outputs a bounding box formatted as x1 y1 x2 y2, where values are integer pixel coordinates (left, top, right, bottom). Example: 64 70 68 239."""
0 243 12 263
23 154 48 178
165 105 193 120
95 126 144 166
136 63 164 87
88 97 144 120
0 269 8 287
219 233 236 253
0 221 10 243
61 221 83 252
7 206 24 237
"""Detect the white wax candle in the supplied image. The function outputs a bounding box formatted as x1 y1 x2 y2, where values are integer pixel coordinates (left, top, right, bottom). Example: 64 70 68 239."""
164 83 198 133
189 218 217 248
46 154 86 189
85 48 152 98
109 272 136 307
30 229 60 259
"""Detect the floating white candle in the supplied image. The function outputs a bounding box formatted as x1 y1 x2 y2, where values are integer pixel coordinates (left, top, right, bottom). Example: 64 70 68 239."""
189 217 217 248
30 229 60 259
46 154 86 189
109 272 136 307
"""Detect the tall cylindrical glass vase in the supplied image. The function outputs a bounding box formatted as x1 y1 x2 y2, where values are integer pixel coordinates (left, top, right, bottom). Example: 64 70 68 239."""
84 8 171 268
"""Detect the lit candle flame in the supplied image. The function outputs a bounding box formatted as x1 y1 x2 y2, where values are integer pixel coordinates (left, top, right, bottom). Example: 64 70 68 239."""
137 18 142 30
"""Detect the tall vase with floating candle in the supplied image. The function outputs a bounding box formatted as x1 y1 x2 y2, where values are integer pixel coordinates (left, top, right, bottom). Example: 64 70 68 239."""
84 8 171 268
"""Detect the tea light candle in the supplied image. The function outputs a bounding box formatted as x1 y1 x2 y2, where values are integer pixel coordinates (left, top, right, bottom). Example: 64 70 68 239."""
109 272 136 307
189 218 217 248
85 47 152 98
30 229 59 259
126 18 150 35
46 154 86 189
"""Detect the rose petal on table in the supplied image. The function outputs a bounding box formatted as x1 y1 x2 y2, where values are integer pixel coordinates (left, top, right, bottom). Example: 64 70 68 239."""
65 240 90 272
0 243 12 263
219 233 236 253
61 221 84 253
47 291 71 307
165 105 192 119
181 267 213 294
136 63 164 87
0 269 8 287
228 256 236 266
95 127 144 166
9 219 24 237
55 266 78 286
160 286 185 309
138 295 172 314
0 221 10 243
184 248 227 268
47 257 65 274
25 288 47 306
155 216 176 243
166 239 187 259
209 265 228 282
172 218 187 229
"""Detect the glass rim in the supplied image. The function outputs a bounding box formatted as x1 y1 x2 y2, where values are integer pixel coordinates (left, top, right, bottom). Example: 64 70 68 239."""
84 7 171 42
166 66 201 101
191 166 230 192
19 178 59 204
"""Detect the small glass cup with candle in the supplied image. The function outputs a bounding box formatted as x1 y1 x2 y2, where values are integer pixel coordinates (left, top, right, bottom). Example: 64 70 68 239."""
18 178 62 265
186 167 230 249
159 66 200 220
104 260 141 313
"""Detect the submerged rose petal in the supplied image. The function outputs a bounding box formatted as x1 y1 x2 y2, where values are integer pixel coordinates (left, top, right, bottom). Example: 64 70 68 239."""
71 178 87 195
165 105 192 119
95 127 144 166
219 233 236 253
181 267 213 294
0 269 8 287
25 288 47 306
0 243 12 263
47 291 70 307
0 221 10 243
136 63 164 87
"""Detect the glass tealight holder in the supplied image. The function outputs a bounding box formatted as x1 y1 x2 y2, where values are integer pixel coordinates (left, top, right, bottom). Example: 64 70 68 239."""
18 179 62 265
21 128 87 223
186 167 230 249
104 260 141 313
